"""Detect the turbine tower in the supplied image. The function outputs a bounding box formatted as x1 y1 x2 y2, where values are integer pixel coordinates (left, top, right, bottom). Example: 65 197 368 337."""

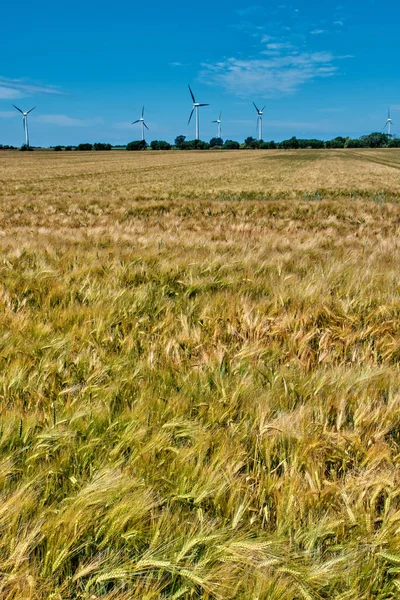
212 111 222 139
384 107 393 137
12 105 35 148
132 106 149 141
253 102 266 141
188 85 209 140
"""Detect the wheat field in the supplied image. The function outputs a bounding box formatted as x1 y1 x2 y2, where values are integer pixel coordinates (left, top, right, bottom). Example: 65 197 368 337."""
1 149 400 599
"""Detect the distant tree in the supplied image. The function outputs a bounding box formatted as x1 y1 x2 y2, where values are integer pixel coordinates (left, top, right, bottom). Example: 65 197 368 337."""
20 144 33 151
151 140 172 150
65 146 72 151
344 138 364 148
244 136 260 149
259 140 277 149
93 142 112 151
53 145 62 151
174 135 186 148
280 136 299 149
326 136 346 148
76 143 93 151
360 132 388 148
296 138 324 149
180 139 210 150
388 137 400 147
223 140 240 149
209 137 223 147
126 140 148 151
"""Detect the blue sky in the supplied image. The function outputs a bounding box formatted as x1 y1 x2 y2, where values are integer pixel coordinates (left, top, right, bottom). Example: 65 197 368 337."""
1 0 399 145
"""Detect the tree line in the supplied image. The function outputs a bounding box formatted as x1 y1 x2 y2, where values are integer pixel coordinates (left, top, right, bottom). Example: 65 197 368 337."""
1 132 400 152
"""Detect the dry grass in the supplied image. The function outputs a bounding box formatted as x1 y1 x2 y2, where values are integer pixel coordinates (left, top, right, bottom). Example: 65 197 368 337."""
1 149 400 599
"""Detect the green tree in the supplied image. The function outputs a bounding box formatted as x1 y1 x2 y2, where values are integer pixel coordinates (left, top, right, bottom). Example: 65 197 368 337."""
151 140 171 150
244 136 260 149
280 137 299 149
259 140 277 149
76 143 93 151
174 135 186 148
326 137 346 148
209 137 223 147
360 132 388 148
126 140 148 151
345 138 364 148
223 140 240 149
93 143 112 151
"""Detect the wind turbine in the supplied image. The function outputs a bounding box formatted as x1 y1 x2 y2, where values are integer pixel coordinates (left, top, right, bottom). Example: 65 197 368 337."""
12 105 35 148
132 106 149 141
212 111 222 139
384 107 393 137
188 85 209 140
253 102 266 141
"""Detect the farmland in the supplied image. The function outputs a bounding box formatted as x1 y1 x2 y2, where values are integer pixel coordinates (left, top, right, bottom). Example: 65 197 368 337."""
1 148 400 599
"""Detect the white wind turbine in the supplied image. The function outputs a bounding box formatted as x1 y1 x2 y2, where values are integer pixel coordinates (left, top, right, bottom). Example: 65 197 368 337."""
212 111 222 138
13 104 36 147
188 85 209 140
384 107 393 137
132 106 149 140
253 102 266 141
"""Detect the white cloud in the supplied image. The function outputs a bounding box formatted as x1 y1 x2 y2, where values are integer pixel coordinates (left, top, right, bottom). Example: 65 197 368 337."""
200 51 341 97
0 87 24 99
0 110 18 118
333 20 343 26
0 77 63 98
310 29 325 35
36 114 103 127
318 107 343 113
236 5 264 16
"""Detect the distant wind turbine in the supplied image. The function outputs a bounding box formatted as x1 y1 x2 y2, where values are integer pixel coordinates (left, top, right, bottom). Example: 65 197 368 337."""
12 104 35 148
253 102 266 141
188 85 209 140
212 111 222 139
132 106 149 141
384 107 393 137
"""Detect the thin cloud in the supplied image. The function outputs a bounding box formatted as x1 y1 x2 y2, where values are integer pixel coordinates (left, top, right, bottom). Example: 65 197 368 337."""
236 5 264 16
0 77 63 98
333 20 343 26
36 114 103 127
0 87 24 99
200 51 342 97
310 29 325 35
0 110 18 118
318 107 343 113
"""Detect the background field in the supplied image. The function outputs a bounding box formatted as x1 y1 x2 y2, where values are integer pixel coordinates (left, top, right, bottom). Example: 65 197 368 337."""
1 149 400 599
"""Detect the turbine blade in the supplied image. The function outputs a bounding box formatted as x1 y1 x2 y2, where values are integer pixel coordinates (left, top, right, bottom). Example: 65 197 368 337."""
212 120 217 123
253 101 260 113
27 106 36 114
198 103 209 107
219 111 222 120
144 122 149 130
188 108 194 125
142 106 144 118
132 120 140 124
261 105 266 112
188 84 196 103
13 104 23 114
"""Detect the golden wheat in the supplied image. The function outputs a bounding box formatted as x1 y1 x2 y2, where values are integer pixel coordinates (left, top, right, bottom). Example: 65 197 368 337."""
0 149 400 598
